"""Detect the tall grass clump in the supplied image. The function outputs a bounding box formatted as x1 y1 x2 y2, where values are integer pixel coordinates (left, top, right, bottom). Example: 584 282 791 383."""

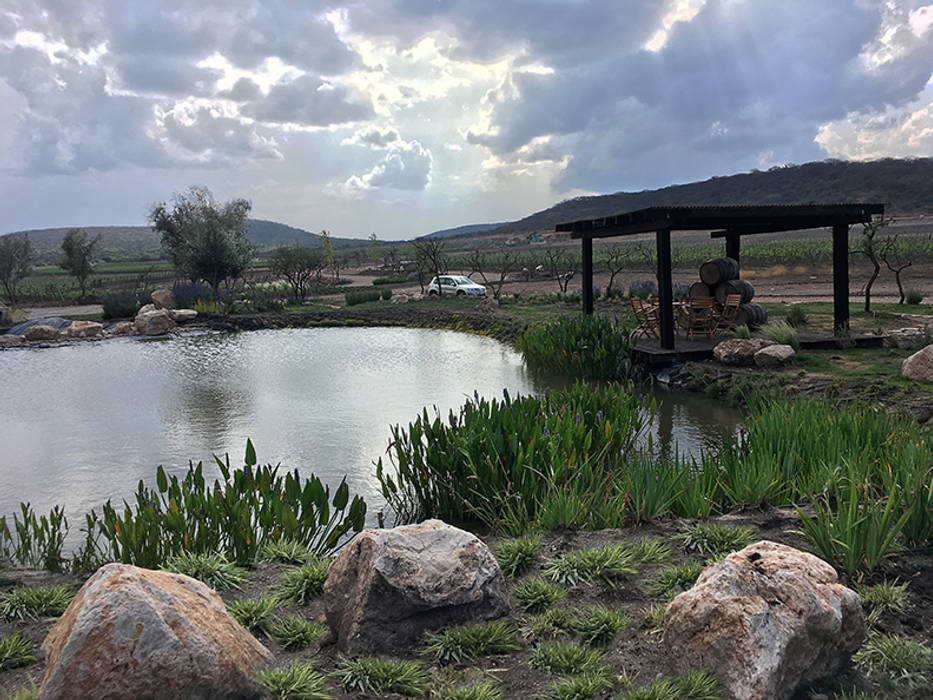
345 289 381 306
759 320 800 352
518 315 637 381
377 383 654 531
337 657 428 697
785 304 808 327
258 662 332 700
1 585 73 620
0 632 35 672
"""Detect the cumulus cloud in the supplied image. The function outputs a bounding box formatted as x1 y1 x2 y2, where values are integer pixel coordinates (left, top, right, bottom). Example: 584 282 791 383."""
345 139 432 190
243 74 374 126
342 125 401 148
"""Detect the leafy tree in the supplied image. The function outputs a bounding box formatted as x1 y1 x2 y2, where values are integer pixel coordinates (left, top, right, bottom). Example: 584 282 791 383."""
270 245 325 302
149 186 254 296
0 233 33 305
60 228 100 299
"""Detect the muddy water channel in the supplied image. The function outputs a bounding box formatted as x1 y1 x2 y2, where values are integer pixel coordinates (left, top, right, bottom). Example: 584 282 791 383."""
0 327 741 539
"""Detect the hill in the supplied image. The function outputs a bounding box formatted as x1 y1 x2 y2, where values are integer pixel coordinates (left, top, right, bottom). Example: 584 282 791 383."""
492 158 933 235
2 219 367 265
419 222 506 239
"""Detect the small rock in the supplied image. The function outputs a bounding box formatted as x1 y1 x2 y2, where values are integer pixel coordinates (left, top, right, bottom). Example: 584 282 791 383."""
902 344 933 382
109 321 136 337
664 540 865 700
151 288 175 310
65 320 104 339
754 343 796 367
0 334 25 347
713 338 776 366
24 324 64 342
324 519 510 655
39 563 272 700
135 309 175 336
169 308 198 323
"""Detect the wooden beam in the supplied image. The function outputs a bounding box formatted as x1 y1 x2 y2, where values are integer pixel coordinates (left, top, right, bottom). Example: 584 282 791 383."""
582 237 593 315
725 232 740 267
832 222 850 334
656 228 675 350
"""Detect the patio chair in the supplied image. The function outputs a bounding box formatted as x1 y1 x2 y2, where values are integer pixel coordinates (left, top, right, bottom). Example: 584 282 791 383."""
715 294 742 335
629 296 660 339
680 296 716 340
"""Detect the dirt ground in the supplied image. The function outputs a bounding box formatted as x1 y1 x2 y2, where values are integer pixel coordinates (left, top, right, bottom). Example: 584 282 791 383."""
3 510 931 699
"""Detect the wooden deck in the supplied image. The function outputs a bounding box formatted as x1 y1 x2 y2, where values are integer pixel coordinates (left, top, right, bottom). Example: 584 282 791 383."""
634 332 884 366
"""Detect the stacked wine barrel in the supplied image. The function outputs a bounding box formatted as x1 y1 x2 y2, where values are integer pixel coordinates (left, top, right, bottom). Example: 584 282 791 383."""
690 257 768 329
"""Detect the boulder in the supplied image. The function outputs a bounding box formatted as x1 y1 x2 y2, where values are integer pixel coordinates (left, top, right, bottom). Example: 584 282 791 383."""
151 288 175 310
138 303 157 315
38 563 272 700
24 324 64 342
883 327 931 350
65 320 104 339
109 321 136 337
135 309 175 336
754 344 796 367
0 334 25 347
713 338 776 366
323 519 510 655
902 344 933 382
169 308 198 323
664 541 864 700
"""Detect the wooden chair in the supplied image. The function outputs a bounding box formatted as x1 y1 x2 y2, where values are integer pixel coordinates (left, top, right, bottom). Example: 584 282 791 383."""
715 294 742 336
680 297 716 340
629 296 660 339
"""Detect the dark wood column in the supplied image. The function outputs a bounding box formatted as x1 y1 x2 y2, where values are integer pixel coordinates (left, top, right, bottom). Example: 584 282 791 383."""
725 232 740 268
656 228 675 349
582 237 593 315
832 222 849 333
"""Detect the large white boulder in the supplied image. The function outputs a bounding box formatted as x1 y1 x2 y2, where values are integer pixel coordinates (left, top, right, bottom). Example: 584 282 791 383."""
664 541 864 700
902 343 933 382
135 309 175 335
150 288 175 310
169 308 198 323
65 320 104 339
713 338 776 366
754 344 796 367
323 519 510 654
24 324 64 342
0 334 25 347
38 563 272 700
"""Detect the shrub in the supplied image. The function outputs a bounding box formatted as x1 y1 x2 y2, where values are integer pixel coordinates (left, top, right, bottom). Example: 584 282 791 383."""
280 558 331 604
628 280 657 299
269 616 328 651
677 523 758 557
541 673 611 700
381 287 392 301
518 315 637 382
513 578 565 613
101 291 142 319
345 288 381 306
785 304 808 327
650 560 706 598
544 545 638 587
760 320 800 351
905 288 923 304
731 324 752 339
854 632 933 693
1 585 73 620
227 595 279 634
337 657 428 696
495 535 540 578
529 640 603 675
0 632 35 671
259 538 312 564
573 605 630 646
258 662 331 700
372 274 407 285
171 282 213 308
162 552 244 591
424 619 521 663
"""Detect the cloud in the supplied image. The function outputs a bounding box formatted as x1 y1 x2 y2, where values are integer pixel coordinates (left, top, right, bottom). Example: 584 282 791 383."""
345 139 432 190
221 77 263 102
342 125 400 148
158 105 283 164
243 74 374 126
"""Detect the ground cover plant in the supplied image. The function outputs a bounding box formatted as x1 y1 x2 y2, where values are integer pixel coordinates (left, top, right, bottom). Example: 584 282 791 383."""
0 586 72 621
161 552 245 591
280 558 331 604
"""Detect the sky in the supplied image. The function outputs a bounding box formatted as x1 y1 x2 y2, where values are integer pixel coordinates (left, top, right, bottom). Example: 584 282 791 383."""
1 1 932 240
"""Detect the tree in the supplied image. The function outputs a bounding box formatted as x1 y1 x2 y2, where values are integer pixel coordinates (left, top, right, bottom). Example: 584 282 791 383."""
60 228 100 300
544 248 576 293
0 233 33 305
412 238 447 295
270 245 325 302
320 230 337 282
881 233 912 304
149 186 254 297
852 217 893 312
602 244 634 295
467 250 516 300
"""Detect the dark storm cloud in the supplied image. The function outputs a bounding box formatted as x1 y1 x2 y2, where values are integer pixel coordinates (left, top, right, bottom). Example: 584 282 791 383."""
242 74 374 126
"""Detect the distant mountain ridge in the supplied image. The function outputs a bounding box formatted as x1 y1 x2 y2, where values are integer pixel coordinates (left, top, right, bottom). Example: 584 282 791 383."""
420 222 507 239
488 158 933 236
2 219 368 265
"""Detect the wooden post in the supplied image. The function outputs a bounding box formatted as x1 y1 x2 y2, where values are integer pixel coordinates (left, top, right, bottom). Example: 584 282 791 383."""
582 237 593 315
725 232 740 269
832 222 849 334
656 228 675 349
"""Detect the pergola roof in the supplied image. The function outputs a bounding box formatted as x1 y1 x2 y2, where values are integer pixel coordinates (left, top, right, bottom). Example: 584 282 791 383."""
555 203 885 239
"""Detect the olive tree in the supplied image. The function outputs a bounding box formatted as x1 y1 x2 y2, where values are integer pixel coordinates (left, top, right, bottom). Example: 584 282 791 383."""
0 233 33 305
149 186 254 296
60 228 100 300
270 245 325 301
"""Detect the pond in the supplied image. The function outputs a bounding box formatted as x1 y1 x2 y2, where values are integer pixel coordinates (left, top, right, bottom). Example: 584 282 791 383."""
0 327 741 543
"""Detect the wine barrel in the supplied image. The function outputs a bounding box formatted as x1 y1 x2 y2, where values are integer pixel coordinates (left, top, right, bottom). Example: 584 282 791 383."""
698 257 739 285
736 302 768 329
714 278 755 305
689 282 712 298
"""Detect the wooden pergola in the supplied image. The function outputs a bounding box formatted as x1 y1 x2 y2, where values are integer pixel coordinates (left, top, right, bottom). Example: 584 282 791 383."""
556 203 885 350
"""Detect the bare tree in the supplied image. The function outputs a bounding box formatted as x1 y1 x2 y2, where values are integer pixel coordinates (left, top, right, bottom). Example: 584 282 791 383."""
852 217 893 312
880 233 912 304
602 244 634 295
468 250 516 300
412 238 447 295
544 248 576 293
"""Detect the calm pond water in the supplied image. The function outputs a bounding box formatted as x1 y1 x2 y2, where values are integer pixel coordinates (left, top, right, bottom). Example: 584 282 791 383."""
0 327 741 542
